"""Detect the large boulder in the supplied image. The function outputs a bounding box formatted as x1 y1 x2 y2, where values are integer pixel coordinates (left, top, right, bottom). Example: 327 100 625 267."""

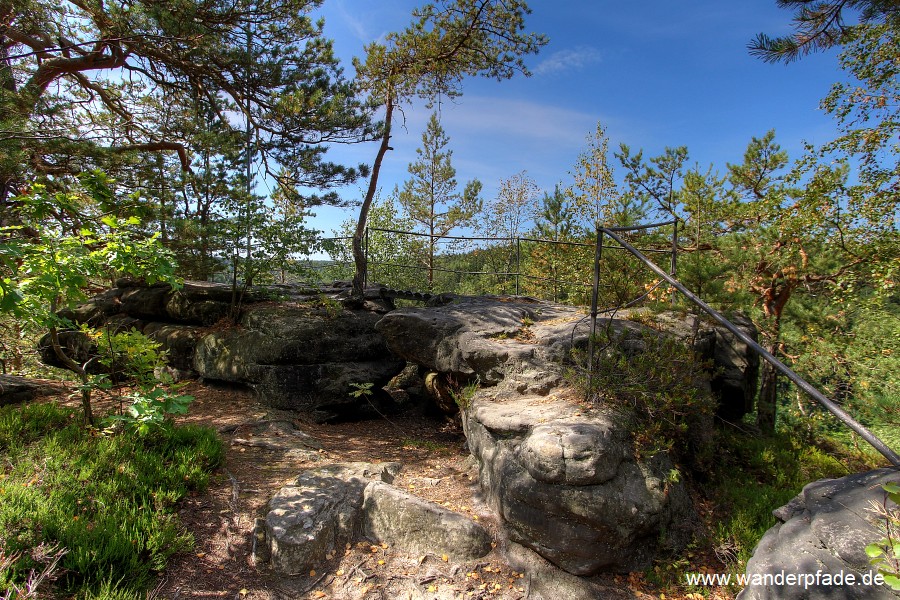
39 282 407 419
375 296 721 574
192 304 405 417
739 467 900 600
465 394 694 574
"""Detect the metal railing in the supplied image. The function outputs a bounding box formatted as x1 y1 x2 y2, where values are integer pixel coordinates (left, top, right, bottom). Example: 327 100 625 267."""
344 226 677 302
594 225 900 467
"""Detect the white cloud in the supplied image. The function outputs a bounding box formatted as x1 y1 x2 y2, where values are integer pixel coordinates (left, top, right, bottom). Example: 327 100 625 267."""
333 0 371 42
533 47 603 76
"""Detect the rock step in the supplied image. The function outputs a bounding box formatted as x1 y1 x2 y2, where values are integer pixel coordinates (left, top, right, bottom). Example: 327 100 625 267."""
256 462 492 576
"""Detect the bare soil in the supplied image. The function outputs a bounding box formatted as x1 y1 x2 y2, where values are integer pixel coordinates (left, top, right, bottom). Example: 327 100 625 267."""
40 380 734 600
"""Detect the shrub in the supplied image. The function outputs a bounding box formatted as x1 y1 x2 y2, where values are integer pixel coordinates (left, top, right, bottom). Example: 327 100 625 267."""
0 402 223 597
571 325 716 464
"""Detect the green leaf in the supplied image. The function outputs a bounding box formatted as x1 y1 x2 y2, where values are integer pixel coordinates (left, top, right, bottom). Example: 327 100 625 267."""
883 574 900 591
866 543 885 558
882 482 900 495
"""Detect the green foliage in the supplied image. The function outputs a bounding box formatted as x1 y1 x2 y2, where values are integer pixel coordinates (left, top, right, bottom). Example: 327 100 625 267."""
865 481 900 590
348 382 375 399
0 402 223 597
1 176 182 424
2 177 178 325
749 0 898 63
710 428 863 574
104 388 195 437
449 377 480 411
397 113 483 289
573 327 716 462
3 0 372 198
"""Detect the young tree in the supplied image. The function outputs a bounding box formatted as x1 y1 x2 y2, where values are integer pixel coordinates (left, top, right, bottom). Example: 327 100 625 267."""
528 185 581 302
396 113 481 290
349 0 547 298
476 171 539 293
571 122 628 231
617 144 689 222
0 173 178 425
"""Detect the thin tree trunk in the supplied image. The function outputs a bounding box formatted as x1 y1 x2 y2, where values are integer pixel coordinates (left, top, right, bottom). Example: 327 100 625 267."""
49 326 93 426
353 94 394 301
757 319 781 434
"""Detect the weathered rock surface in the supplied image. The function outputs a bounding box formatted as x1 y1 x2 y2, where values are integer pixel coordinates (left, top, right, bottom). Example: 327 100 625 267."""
465 394 693 574
738 467 900 600
363 481 492 561
191 304 404 417
375 296 735 575
259 462 401 575
258 462 492 576
0 375 66 406
39 281 406 419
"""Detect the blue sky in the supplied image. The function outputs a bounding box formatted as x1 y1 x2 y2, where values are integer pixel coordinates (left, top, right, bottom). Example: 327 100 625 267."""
304 1 845 236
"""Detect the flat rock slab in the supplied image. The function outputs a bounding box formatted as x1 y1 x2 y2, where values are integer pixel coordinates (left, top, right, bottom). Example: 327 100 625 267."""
230 419 323 460
259 461 492 577
363 481 491 561
260 462 401 575
738 467 900 600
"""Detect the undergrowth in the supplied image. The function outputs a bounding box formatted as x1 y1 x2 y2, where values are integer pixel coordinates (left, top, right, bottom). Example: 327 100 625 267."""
0 402 223 598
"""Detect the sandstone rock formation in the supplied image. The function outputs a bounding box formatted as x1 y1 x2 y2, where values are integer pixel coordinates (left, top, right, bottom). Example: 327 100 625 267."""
256 462 492 575
739 467 900 600
39 280 404 420
375 296 759 574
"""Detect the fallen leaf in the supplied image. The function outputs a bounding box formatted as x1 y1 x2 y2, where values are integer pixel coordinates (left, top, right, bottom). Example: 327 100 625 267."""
239 590 248 597
309 569 316 577
441 554 449 562
313 592 327 599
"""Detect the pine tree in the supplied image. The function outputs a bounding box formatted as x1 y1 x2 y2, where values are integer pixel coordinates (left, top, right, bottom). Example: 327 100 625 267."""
397 113 482 290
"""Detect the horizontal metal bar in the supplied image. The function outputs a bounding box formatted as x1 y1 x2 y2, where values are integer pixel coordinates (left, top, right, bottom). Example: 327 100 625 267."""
604 219 677 232
600 227 900 467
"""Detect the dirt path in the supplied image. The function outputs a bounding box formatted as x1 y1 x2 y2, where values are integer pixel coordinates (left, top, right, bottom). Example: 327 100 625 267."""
40 379 731 599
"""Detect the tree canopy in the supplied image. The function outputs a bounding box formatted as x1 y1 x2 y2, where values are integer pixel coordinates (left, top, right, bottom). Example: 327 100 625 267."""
0 0 374 204
749 0 900 62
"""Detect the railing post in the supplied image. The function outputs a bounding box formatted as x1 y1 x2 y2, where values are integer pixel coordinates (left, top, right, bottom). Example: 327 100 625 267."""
600 226 900 467
515 237 521 296
587 226 604 401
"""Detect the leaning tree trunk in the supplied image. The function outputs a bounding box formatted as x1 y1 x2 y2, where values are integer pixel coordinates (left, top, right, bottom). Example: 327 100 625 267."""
49 326 94 426
352 94 394 301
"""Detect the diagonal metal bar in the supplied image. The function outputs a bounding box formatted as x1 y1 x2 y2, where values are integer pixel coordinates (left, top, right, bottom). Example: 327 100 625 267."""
600 226 900 467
